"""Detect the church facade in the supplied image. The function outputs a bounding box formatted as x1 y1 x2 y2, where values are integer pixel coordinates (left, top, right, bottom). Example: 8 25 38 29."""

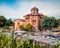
14 7 44 31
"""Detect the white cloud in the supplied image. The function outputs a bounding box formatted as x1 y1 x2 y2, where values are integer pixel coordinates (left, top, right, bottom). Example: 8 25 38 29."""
0 1 60 20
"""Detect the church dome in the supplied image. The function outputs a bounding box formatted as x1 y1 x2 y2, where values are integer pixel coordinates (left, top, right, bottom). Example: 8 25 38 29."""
31 7 39 14
31 7 38 11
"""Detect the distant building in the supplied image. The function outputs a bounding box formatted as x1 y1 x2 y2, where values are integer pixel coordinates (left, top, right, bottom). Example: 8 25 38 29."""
14 7 44 31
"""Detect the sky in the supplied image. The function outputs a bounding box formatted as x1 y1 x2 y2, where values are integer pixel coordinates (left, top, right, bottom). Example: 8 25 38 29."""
0 0 60 20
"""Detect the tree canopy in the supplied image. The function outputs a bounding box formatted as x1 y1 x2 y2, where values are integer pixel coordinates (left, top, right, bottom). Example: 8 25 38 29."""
41 16 59 30
0 16 7 27
58 19 60 26
0 16 14 27
6 19 14 26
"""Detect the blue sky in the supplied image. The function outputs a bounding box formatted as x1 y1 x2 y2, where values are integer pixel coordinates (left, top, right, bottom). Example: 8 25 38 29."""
0 0 60 20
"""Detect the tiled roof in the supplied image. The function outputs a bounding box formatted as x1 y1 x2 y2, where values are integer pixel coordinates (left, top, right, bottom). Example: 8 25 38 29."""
31 7 38 10
24 13 44 17
14 18 25 21
39 13 44 16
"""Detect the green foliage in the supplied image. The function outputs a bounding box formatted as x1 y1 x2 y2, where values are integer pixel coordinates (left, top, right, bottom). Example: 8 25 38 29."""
19 25 24 30
0 32 60 48
41 16 59 29
0 16 7 27
6 19 14 26
53 41 60 48
25 23 32 31
0 16 14 27
19 23 32 31
58 19 60 26
0 32 11 48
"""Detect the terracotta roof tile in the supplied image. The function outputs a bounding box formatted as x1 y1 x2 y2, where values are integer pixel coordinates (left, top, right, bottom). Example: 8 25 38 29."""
24 13 44 17
14 19 25 21
31 7 38 10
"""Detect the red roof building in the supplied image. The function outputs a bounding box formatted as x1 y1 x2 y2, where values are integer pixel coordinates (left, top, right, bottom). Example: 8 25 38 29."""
14 7 44 31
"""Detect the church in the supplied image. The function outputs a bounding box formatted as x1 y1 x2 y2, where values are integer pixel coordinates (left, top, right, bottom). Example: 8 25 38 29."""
14 7 44 31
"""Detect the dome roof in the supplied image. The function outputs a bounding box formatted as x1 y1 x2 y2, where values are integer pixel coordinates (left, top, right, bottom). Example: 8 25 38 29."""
31 7 38 10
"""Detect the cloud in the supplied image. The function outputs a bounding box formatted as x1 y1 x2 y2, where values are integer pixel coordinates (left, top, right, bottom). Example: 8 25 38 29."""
0 0 60 20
